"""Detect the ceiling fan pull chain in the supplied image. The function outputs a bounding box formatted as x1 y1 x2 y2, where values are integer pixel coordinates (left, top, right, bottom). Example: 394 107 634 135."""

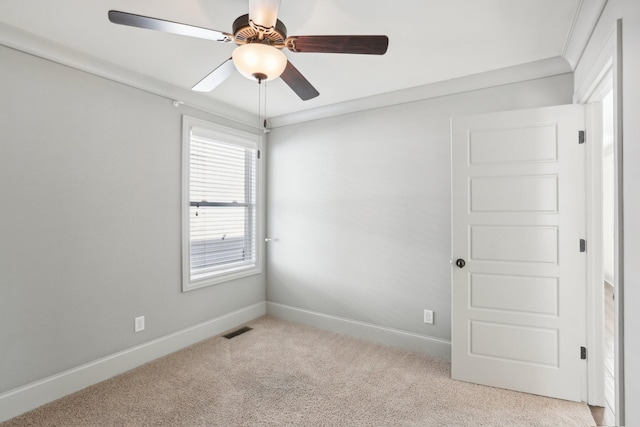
257 77 263 138
263 81 269 133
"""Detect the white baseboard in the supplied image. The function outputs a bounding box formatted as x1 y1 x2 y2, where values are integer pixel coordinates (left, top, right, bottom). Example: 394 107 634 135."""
0 302 266 423
266 302 451 360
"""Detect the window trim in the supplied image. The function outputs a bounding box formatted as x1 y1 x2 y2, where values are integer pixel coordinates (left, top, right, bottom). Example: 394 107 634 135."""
181 115 263 292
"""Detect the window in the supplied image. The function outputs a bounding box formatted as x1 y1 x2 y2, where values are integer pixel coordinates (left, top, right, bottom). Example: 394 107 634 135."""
182 116 261 291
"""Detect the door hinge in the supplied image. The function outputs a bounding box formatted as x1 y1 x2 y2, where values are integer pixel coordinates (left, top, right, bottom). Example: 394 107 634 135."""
257 150 261 159
578 130 585 144
580 239 587 252
580 346 587 360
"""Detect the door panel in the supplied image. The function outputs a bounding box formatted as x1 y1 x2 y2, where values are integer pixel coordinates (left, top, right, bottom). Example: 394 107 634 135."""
470 175 558 212
469 124 558 164
470 273 558 315
451 104 586 402
470 225 559 263
470 321 559 367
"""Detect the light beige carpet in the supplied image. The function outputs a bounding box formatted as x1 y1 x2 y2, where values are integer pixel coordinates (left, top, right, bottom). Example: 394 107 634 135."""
2 316 596 426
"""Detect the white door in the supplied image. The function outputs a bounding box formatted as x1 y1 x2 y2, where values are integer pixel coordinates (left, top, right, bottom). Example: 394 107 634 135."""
451 104 586 402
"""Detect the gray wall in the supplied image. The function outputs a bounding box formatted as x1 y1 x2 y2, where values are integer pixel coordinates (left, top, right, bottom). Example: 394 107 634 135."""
574 0 640 424
0 45 265 394
266 74 574 346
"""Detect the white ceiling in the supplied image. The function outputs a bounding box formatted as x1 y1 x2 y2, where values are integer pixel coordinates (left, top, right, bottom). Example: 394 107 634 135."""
0 1 597 120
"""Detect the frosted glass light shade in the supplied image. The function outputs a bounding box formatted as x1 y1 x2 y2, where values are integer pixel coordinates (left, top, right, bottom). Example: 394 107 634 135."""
249 0 281 29
232 43 287 81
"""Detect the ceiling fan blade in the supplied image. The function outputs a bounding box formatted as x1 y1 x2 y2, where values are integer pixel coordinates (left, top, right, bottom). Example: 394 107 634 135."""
280 60 319 101
286 35 389 55
108 10 233 42
248 0 281 29
192 58 236 92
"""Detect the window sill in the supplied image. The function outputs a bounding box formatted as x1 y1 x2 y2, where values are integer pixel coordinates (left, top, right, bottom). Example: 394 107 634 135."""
182 265 261 292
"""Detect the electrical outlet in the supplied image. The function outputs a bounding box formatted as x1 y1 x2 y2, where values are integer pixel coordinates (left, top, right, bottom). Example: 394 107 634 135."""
134 316 145 332
423 309 434 324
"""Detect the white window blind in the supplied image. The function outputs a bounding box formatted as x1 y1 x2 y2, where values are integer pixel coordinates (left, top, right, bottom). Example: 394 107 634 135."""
182 117 260 290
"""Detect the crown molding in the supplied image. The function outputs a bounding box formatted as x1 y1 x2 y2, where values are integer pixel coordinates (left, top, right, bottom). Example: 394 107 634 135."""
268 56 572 128
562 0 609 70
0 21 257 129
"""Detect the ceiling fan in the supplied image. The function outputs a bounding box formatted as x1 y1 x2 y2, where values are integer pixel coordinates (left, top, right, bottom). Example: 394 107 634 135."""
108 0 389 101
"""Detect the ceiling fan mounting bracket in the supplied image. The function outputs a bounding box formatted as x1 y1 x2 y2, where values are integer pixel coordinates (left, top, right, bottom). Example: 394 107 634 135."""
232 14 287 46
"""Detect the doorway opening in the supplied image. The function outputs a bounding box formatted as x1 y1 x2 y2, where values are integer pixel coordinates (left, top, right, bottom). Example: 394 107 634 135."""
580 20 624 426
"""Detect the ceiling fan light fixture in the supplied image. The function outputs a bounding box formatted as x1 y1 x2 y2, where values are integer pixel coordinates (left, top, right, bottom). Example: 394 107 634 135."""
232 43 287 81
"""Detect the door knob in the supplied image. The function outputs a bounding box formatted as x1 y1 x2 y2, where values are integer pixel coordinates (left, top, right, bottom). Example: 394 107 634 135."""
456 259 466 268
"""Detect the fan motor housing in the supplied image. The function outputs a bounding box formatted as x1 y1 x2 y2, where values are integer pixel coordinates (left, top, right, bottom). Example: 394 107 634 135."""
232 14 287 45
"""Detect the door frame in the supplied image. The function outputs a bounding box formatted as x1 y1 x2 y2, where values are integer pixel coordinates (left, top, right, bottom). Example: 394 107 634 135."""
575 19 624 425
